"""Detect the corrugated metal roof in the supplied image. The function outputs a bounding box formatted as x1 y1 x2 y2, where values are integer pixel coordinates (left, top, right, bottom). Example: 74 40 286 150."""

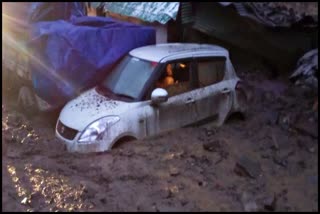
180 2 194 25
102 2 180 24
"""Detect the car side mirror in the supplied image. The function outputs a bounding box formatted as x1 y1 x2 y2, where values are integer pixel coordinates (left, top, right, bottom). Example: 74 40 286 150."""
151 88 168 105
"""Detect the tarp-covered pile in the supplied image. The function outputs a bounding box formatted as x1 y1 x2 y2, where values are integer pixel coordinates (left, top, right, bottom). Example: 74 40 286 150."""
29 16 155 106
3 2 156 107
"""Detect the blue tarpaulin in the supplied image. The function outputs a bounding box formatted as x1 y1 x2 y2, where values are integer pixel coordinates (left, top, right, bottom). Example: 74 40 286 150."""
29 16 156 106
3 3 155 107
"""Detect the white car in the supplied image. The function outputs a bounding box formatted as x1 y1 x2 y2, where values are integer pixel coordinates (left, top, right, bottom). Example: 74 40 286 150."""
56 43 248 153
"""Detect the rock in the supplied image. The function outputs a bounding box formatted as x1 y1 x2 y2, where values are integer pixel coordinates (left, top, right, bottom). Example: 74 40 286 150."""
197 181 207 187
169 167 180 176
151 204 160 212
50 206 60 212
266 110 279 125
203 139 222 152
25 124 34 132
206 130 214 137
293 119 318 139
234 165 247 177
176 151 185 158
165 189 173 199
244 201 259 212
21 197 29 205
270 132 280 151
263 194 277 211
81 181 102 199
307 175 318 186
307 146 316 153
261 154 270 159
273 155 288 168
197 136 205 141
3 133 17 144
270 129 291 151
95 193 107 204
7 148 22 158
7 113 23 127
156 202 183 212
234 156 262 179
181 200 189 206
158 189 172 199
297 160 306 169
20 136 35 145
29 192 42 207
263 91 274 102
278 114 291 130
241 192 258 212
205 128 216 137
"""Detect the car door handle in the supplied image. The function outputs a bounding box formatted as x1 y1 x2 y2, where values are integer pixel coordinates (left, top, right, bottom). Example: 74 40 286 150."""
186 97 195 104
221 88 231 94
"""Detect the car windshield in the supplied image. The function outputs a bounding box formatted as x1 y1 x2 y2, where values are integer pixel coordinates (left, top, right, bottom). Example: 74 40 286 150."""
101 55 158 100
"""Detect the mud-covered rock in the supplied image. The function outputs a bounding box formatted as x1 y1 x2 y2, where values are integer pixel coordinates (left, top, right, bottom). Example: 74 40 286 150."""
263 194 277 211
6 113 23 127
273 155 289 168
266 110 279 125
169 167 180 176
292 119 318 139
203 139 224 152
234 156 262 179
241 192 259 212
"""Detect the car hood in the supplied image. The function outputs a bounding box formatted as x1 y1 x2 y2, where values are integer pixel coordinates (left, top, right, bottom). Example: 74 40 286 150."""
59 88 141 131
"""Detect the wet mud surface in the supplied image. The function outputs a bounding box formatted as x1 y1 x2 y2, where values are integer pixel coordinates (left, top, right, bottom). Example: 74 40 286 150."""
2 57 318 212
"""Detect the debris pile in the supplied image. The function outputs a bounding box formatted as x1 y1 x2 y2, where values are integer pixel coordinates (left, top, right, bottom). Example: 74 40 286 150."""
290 49 318 91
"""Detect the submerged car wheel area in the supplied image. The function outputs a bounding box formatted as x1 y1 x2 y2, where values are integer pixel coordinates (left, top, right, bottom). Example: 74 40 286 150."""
56 43 248 153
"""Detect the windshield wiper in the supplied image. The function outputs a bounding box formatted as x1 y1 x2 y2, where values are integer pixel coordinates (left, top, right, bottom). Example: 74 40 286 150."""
96 85 113 96
115 93 134 100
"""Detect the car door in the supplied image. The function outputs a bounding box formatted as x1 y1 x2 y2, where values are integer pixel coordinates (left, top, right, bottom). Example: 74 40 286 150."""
153 60 199 133
193 56 233 126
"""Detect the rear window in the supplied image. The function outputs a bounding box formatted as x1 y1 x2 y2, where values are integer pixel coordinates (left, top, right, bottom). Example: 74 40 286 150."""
198 57 226 87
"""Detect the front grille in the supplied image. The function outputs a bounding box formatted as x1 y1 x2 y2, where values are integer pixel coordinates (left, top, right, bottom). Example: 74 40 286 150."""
57 120 78 140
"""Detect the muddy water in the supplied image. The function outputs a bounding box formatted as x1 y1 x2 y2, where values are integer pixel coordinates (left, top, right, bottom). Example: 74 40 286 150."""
2 63 318 211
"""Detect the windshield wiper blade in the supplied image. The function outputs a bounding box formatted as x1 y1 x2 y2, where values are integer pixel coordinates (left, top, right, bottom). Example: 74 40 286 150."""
115 93 134 100
96 85 112 95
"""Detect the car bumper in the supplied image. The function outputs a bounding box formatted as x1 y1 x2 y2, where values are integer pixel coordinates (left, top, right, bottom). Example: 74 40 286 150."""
55 130 104 153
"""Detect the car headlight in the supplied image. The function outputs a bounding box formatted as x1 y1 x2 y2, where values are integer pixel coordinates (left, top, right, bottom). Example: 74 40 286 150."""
78 116 120 144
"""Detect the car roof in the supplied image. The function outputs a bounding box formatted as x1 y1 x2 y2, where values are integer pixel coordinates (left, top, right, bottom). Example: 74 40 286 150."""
129 43 229 62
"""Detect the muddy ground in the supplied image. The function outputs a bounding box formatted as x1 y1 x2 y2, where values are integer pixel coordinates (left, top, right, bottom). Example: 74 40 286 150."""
2 54 318 212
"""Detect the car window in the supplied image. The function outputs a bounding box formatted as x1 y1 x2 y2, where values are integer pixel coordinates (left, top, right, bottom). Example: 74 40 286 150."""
156 61 192 97
197 57 226 87
102 55 158 100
